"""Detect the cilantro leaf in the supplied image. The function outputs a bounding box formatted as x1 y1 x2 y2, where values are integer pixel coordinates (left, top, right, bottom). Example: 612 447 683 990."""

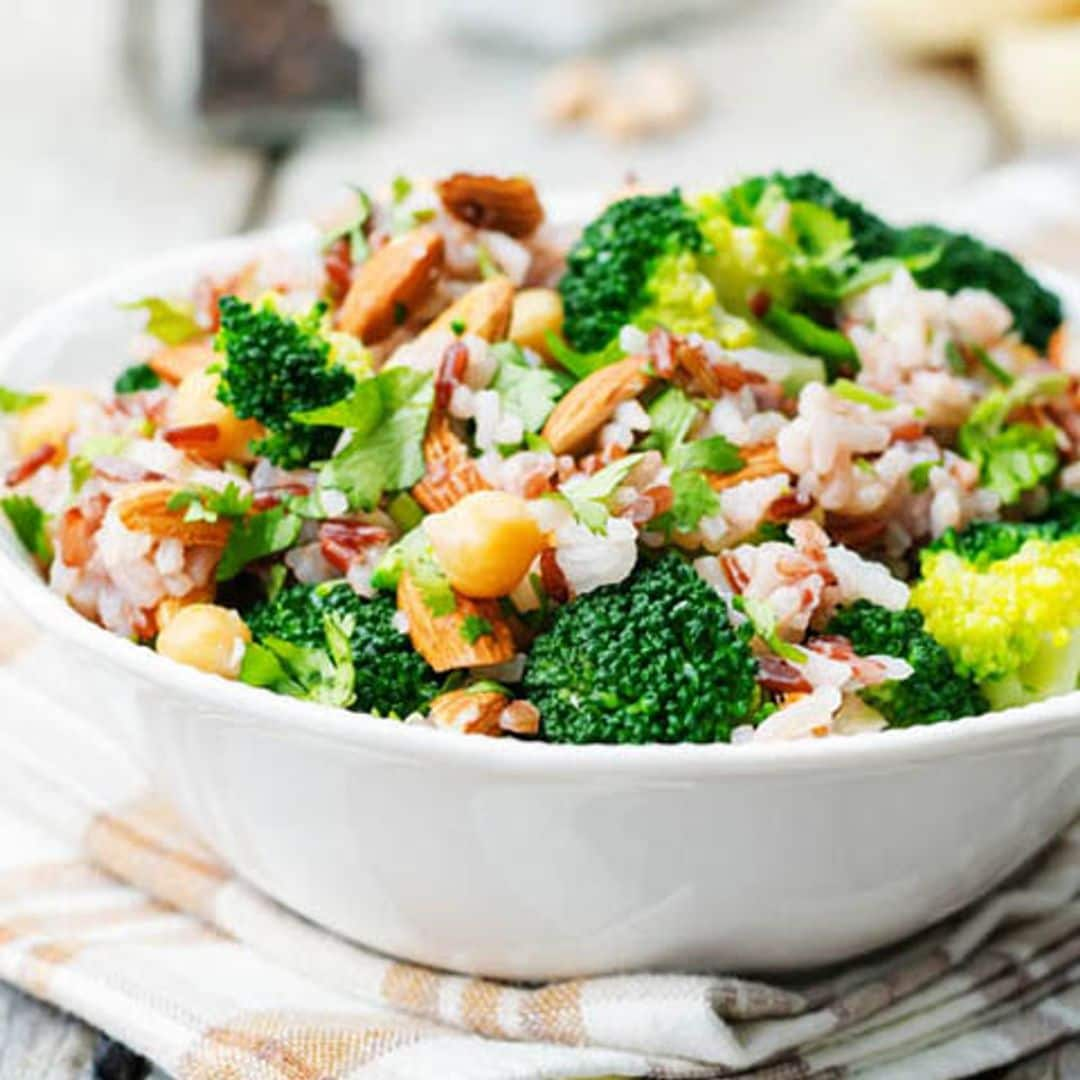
908 460 940 493
958 374 1067 504
216 506 303 582
644 386 700 456
669 436 743 474
114 364 162 395
122 297 202 345
556 453 645 533
1 495 52 564
461 614 494 644
318 370 434 511
544 331 625 381
371 526 456 616
489 343 570 434
654 470 720 534
0 386 44 413
166 482 253 524
733 594 807 664
240 613 356 708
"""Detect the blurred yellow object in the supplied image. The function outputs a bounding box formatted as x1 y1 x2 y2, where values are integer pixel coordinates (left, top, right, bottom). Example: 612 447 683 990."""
14 387 94 461
156 604 251 680
983 21 1080 142
854 0 1080 57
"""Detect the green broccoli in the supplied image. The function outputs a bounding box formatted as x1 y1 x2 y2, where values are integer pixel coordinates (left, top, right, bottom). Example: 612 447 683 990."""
912 524 1080 709
523 553 760 744
215 295 356 468
770 172 1063 351
826 600 986 727
246 583 439 717
558 190 713 353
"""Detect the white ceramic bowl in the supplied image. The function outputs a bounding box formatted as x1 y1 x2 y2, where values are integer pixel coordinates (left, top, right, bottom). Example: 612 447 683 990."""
2 226 1079 981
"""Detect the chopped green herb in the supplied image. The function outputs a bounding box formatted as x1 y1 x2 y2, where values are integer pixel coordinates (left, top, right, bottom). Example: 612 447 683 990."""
489 342 570 435
908 460 940 493
450 319 466 336
0 386 44 414
113 364 162 395
832 378 897 412
669 436 743 475
217 506 303 582
476 244 500 281
371 526 456 616
652 469 720 534
323 186 373 264
970 345 1015 388
68 456 93 494
1 495 52 564
461 614 494 644
945 340 967 375
387 491 424 532
166 482 252 524
733 594 807 664
121 297 202 346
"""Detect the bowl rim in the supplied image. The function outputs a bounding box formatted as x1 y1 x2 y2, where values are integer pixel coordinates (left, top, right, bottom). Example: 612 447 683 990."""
1 222 1078 779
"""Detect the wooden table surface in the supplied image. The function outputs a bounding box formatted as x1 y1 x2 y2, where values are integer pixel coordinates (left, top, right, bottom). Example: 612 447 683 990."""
2 1 1077 1075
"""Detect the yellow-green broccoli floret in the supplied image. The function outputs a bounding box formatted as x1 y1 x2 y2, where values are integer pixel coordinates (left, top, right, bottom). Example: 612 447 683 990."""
912 534 1080 709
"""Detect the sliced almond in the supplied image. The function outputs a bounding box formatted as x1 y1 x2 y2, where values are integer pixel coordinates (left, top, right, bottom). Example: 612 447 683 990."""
423 277 514 342
148 341 215 386
706 443 790 492
337 227 445 344
435 173 545 238
541 355 652 455
398 571 515 672
412 414 491 513
112 482 232 547
428 688 509 735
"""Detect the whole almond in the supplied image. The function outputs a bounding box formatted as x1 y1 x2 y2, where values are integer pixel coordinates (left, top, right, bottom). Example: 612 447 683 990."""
541 355 652 455
436 173 545 238
423 277 514 342
112 482 232 547
338 227 445 344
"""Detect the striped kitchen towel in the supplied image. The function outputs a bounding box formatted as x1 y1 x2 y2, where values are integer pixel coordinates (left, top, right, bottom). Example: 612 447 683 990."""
0 618 1077 1079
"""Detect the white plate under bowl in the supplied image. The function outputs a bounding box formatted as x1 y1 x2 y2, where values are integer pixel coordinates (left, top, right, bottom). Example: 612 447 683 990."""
1 224 1078 980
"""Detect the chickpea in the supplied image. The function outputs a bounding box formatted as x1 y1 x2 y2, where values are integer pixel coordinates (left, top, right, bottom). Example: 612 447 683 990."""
156 603 251 679
169 369 264 464
509 289 564 359
426 490 544 599
14 386 95 460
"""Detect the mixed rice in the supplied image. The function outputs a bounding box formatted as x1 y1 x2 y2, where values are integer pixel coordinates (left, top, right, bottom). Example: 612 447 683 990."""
3 170 1079 744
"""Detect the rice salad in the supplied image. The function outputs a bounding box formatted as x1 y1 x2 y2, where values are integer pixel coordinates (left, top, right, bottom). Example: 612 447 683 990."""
3 170 1079 745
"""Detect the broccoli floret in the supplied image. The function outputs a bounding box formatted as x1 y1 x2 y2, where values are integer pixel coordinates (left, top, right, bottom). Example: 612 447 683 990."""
523 554 759 744
770 172 1062 350
770 172 897 260
912 526 1080 709
215 296 355 468
247 583 439 717
826 600 986 727
559 191 707 352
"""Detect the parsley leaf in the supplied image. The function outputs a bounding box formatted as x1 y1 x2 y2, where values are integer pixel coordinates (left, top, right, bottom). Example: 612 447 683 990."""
216 506 303 582
371 526 456 616
643 386 700 455
460 614 494 644
1 495 52 564
241 613 356 708
122 297 202 345
958 374 1067 504
489 343 570 435
318 370 434 511
0 386 44 413
669 436 743 474
557 453 645 533
733 594 807 664
166 482 253 524
655 469 720 534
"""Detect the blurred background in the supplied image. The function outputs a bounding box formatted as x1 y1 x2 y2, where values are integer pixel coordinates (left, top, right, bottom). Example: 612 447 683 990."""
4 0 1080 327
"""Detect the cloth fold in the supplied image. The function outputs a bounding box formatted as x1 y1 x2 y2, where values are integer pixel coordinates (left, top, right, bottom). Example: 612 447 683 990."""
0 637 1077 1079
